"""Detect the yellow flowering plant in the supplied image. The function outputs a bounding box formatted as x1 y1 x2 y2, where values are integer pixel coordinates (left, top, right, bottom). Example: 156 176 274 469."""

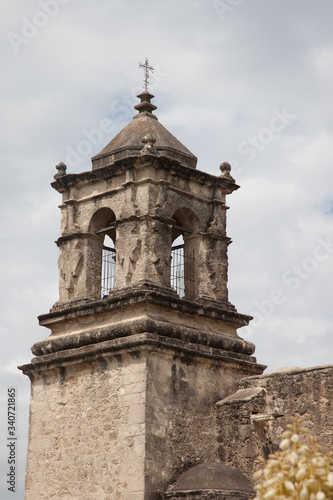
254 415 333 500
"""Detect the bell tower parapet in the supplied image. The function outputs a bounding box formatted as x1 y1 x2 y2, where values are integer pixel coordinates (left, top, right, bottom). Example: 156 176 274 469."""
51 150 238 308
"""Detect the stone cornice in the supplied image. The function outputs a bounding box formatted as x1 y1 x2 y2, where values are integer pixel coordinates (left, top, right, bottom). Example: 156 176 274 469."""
52 155 239 195
33 314 255 358
40 285 251 328
18 332 266 379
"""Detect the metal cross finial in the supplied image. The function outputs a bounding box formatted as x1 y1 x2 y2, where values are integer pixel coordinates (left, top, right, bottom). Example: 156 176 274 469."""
138 58 154 91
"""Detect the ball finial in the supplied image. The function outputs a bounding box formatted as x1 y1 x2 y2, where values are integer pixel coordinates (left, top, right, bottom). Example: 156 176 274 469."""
54 162 67 179
219 161 234 180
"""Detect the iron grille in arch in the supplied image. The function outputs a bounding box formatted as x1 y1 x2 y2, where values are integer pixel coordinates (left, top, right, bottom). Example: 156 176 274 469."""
101 245 116 297
171 244 195 299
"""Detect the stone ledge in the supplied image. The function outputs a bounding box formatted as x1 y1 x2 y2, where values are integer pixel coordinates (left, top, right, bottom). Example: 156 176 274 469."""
240 363 333 387
52 155 239 195
18 332 266 377
41 285 250 327
216 387 266 406
32 315 257 357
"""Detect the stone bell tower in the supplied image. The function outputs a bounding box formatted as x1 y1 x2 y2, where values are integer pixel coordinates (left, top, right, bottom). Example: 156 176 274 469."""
20 87 265 499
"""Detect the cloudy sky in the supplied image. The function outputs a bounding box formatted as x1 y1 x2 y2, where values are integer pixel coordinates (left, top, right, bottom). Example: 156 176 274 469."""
1 0 333 497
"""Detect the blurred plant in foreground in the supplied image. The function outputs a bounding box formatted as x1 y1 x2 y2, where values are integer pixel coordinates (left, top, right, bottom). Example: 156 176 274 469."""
254 415 333 500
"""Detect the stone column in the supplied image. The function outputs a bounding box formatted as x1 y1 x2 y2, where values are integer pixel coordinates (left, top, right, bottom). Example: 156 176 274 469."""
115 218 172 290
57 232 102 302
196 233 229 303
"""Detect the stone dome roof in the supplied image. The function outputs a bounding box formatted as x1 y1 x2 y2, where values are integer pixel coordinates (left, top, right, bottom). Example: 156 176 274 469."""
164 463 255 499
92 91 197 169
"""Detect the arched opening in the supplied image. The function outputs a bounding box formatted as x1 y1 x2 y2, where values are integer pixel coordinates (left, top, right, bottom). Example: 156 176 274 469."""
88 208 116 298
101 235 116 297
171 208 198 300
171 234 186 298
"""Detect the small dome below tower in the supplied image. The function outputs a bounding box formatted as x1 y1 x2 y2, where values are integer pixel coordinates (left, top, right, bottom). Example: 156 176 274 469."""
164 463 255 500
92 91 197 169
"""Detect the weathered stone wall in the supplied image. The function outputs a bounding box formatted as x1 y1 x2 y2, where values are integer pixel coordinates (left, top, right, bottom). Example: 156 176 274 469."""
216 365 333 479
25 352 147 500
22 328 264 500
144 347 256 498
